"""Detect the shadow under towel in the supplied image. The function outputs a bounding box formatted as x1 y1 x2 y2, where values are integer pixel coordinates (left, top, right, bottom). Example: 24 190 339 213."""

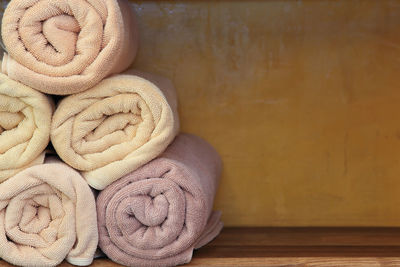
0 157 98 267
96 134 223 267
0 72 53 182
1 0 138 95
51 70 180 190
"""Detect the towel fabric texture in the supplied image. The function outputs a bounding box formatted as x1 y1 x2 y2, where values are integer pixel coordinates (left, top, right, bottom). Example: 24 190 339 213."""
96 134 223 267
1 0 138 95
0 157 98 267
51 70 180 190
0 72 53 182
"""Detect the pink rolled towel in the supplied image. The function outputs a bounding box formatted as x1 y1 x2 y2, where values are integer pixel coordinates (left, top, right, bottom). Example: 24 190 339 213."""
1 0 138 95
0 157 98 266
97 134 223 267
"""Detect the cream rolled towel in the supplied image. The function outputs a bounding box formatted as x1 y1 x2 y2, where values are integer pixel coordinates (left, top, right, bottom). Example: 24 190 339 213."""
51 70 180 190
97 134 223 267
0 72 53 182
1 0 138 95
0 157 98 267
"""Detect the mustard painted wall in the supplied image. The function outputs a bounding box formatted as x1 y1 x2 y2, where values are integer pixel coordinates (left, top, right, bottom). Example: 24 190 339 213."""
129 0 400 226
1 0 399 227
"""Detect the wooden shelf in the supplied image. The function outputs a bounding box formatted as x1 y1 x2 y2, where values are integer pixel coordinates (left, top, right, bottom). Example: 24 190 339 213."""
1 227 400 266
187 227 400 266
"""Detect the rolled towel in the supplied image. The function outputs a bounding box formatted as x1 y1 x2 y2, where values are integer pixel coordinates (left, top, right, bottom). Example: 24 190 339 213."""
0 157 98 267
51 70 180 190
0 72 53 182
1 0 138 95
97 134 223 267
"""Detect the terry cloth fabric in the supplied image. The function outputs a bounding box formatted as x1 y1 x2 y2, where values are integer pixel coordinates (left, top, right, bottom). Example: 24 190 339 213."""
0 157 98 267
0 72 53 182
51 70 180 190
96 134 223 267
1 0 139 95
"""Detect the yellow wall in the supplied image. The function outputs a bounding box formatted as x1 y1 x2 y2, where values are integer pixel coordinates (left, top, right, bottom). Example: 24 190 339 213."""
2 0 399 226
130 0 400 227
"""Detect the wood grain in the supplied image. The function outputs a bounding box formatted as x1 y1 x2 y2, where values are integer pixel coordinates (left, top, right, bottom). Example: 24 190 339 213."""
0 227 398 266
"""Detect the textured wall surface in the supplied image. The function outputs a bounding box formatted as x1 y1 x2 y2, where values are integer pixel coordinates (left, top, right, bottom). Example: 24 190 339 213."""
1 0 400 226
129 0 400 226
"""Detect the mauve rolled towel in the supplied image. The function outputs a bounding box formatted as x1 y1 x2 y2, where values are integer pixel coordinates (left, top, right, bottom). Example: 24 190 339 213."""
96 134 223 267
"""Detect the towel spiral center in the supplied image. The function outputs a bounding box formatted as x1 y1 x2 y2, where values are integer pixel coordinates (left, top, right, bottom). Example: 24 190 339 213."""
106 178 186 251
127 194 169 227
4 0 105 75
71 93 155 169
0 111 24 133
4 184 64 248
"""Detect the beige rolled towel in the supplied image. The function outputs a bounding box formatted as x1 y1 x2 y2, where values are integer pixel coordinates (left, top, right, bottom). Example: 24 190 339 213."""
51 70 180 190
1 0 138 95
0 72 53 182
0 157 98 267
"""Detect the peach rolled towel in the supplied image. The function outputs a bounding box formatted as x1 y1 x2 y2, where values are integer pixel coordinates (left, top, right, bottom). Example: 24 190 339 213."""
1 0 138 95
0 72 53 182
51 70 180 190
0 157 98 267
97 134 223 267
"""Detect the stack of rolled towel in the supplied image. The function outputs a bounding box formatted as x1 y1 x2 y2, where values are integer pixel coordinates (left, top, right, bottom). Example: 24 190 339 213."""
0 0 223 266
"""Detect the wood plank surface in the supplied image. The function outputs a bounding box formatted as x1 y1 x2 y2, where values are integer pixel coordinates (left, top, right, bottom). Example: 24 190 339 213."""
0 227 398 266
